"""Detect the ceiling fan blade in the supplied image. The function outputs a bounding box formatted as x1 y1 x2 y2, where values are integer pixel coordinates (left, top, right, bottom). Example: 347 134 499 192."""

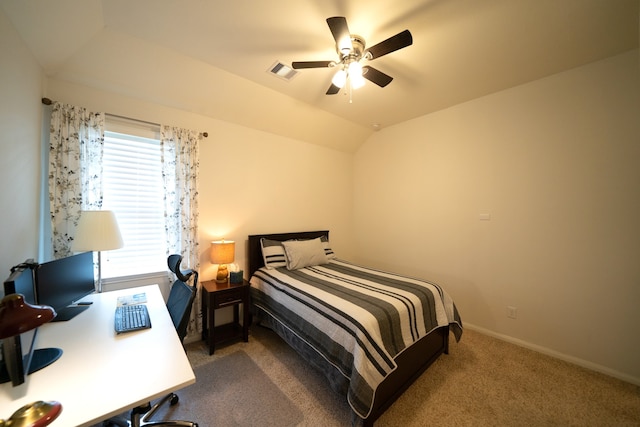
326 16 352 53
365 29 413 60
292 61 334 69
362 66 393 87
326 84 341 95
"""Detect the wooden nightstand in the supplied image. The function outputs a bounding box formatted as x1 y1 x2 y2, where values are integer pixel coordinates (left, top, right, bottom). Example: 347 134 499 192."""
201 279 250 355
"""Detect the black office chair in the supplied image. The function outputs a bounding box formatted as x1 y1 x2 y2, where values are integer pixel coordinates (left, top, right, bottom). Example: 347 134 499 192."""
104 255 198 427
166 254 199 344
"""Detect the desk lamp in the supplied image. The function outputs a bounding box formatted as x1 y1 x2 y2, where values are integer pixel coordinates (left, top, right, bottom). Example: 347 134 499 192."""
72 210 124 293
0 294 62 386
1 400 62 427
211 240 235 283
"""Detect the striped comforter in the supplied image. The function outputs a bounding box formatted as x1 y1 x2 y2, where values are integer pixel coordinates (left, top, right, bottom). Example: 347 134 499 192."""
250 259 463 419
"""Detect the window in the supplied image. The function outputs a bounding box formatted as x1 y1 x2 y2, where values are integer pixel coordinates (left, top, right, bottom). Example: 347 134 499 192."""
101 124 167 278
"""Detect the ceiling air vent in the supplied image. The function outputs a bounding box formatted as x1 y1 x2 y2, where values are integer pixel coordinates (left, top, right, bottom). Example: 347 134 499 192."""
268 61 298 81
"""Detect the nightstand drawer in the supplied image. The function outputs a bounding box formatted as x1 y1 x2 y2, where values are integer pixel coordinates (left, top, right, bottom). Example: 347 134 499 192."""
213 289 245 308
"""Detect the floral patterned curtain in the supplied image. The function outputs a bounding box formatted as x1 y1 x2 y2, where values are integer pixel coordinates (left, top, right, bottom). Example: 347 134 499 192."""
48 102 105 259
160 125 202 336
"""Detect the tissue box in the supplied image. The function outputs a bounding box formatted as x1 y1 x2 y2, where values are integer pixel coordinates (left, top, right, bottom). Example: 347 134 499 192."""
229 271 244 284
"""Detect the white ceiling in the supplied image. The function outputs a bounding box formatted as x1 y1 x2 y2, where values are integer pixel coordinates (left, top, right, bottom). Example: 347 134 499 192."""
2 0 638 151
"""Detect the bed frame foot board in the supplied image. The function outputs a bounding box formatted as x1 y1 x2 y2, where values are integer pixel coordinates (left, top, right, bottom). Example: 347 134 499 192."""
361 325 449 426
444 324 450 354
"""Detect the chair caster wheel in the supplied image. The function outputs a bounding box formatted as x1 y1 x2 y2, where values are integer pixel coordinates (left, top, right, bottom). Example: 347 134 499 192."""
170 394 179 405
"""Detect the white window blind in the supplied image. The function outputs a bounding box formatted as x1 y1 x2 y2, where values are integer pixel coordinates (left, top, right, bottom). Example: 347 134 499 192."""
101 130 167 278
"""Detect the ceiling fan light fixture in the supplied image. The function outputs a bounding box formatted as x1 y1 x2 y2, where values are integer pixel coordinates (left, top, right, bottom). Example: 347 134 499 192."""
347 61 365 89
338 37 352 55
351 72 365 89
348 61 363 76
332 69 347 88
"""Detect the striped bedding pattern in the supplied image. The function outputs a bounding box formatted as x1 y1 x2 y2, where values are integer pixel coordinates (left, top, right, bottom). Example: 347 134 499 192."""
250 259 463 419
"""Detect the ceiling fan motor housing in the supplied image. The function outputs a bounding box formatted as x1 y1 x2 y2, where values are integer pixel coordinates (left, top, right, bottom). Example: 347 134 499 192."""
337 35 366 63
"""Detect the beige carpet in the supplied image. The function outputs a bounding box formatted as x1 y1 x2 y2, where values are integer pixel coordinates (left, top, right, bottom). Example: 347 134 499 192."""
183 326 640 427
149 350 303 426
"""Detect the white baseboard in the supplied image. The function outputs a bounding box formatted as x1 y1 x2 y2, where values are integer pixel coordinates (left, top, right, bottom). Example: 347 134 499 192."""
463 323 640 387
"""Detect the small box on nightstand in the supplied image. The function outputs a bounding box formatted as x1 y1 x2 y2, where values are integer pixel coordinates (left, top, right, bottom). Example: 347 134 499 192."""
229 270 244 284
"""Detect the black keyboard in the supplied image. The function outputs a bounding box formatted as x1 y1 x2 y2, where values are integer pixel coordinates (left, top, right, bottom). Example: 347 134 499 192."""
115 304 152 334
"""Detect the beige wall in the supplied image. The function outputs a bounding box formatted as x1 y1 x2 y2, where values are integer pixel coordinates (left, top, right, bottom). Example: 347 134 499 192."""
0 9 42 280
45 80 356 283
353 50 640 384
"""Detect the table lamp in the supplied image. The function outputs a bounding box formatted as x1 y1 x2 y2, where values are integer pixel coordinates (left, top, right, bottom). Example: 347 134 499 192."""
211 240 235 283
72 210 124 293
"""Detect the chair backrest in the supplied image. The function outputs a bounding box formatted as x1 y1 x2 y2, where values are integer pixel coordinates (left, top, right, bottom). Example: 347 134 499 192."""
168 254 197 284
166 254 198 343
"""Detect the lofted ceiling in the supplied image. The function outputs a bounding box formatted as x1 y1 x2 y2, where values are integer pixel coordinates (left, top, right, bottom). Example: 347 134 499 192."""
2 0 638 151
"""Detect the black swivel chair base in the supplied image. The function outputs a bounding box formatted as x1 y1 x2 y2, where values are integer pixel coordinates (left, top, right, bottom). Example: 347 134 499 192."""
103 393 198 427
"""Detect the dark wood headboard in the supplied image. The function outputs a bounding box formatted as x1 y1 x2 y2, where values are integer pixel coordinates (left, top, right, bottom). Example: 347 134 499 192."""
247 230 329 278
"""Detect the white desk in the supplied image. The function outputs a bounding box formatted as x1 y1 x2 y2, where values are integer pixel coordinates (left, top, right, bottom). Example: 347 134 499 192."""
0 285 195 426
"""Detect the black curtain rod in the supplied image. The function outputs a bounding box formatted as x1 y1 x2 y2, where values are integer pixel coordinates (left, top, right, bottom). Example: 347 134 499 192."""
41 97 208 138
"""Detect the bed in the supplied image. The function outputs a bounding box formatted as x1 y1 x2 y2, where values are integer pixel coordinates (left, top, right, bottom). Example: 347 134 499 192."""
248 231 463 426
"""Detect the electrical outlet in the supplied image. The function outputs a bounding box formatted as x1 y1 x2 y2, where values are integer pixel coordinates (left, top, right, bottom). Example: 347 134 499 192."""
507 306 517 319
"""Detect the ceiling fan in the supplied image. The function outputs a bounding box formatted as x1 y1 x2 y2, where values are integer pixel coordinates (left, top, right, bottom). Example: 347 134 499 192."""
292 16 413 95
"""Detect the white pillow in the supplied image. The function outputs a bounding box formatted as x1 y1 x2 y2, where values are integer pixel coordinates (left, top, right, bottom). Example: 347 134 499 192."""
282 238 328 270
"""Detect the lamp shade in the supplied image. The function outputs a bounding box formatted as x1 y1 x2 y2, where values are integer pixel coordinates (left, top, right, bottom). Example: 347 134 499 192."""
72 210 124 252
0 294 56 339
332 69 347 88
210 240 235 265
348 61 365 89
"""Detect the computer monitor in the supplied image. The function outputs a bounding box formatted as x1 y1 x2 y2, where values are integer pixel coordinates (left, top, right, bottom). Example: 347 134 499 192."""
35 251 95 322
1 263 62 387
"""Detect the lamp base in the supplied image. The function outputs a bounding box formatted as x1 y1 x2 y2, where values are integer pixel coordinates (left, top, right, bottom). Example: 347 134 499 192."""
3 400 62 427
29 347 63 374
215 264 229 283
